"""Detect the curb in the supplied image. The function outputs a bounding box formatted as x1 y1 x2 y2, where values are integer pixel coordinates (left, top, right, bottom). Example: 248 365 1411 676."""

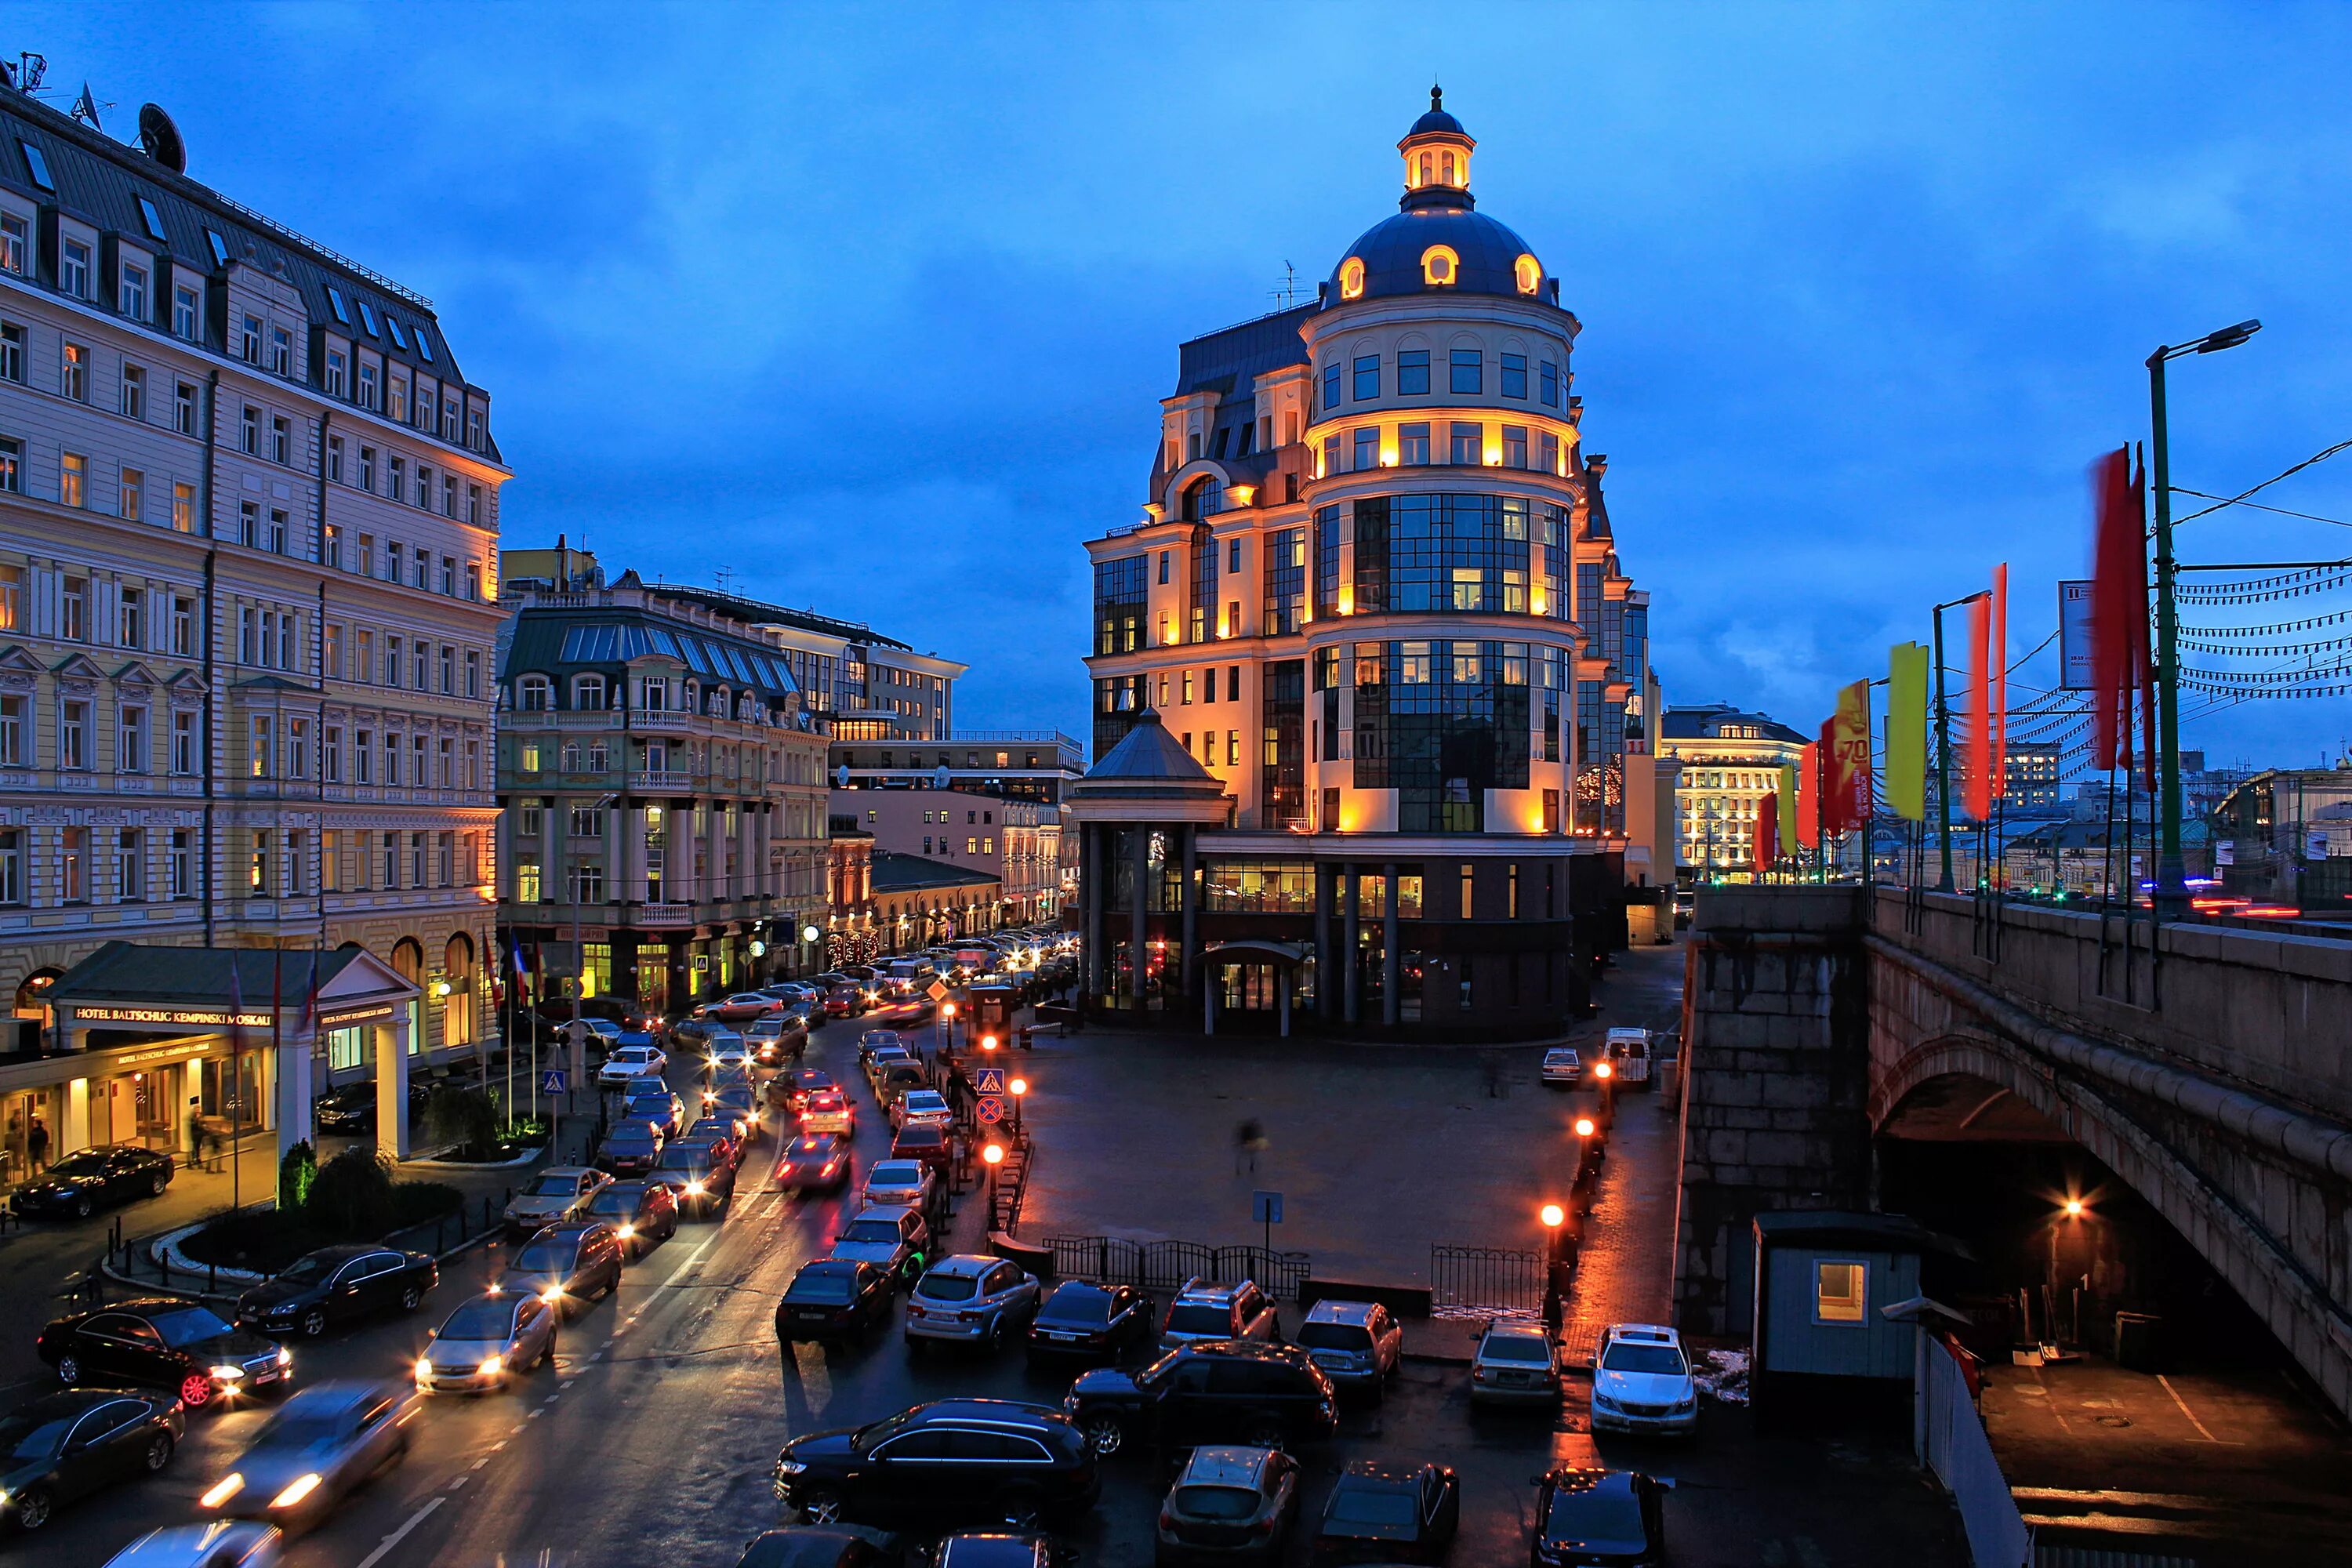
154 1220 270 1286
97 1214 506 1305
402 1147 545 1172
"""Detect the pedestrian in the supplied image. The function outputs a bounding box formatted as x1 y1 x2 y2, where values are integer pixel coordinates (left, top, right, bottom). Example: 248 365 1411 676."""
1482 1056 1502 1099
185 1100 203 1170
26 1113 48 1172
1236 1117 1266 1174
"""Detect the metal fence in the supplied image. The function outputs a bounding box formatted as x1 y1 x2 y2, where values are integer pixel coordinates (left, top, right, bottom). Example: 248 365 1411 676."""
1919 1336 2032 1568
1044 1236 1312 1300
1428 1243 1545 1317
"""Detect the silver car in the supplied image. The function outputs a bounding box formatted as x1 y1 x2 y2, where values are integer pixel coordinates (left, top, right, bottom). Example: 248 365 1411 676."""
904 1254 1040 1352
414 1292 558 1393
102 1523 284 1567
861 1158 936 1212
1469 1320 1560 1405
501 1167 610 1238
196 1379 416 1533
1159 1277 1279 1353
1295 1298 1404 1395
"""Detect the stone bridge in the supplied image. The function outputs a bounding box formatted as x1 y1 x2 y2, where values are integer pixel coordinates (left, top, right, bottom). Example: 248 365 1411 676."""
1672 884 2352 1417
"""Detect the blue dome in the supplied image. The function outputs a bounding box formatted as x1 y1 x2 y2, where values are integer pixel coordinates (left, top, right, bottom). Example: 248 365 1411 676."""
1408 105 1465 138
1332 205 1538 303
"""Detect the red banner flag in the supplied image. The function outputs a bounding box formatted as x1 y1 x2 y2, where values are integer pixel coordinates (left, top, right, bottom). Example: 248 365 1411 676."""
1796 741 1820 848
1752 789 1780 877
1991 563 2008 799
2090 447 2153 781
1829 679 1871 833
1965 592 1993 822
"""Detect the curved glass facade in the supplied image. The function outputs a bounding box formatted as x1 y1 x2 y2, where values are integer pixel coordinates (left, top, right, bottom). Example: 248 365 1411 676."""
1350 637 1551 832
1344 492 1570 618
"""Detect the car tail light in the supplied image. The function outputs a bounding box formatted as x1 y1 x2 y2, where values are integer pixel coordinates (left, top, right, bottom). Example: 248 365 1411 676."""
1472 1366 1487 1381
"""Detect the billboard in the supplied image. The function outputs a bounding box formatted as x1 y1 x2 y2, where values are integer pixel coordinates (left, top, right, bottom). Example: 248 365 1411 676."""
2059 581 2096 690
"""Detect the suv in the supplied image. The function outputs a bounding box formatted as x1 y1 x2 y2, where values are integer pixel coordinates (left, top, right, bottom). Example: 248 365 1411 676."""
1293 1298 1403 1397
1160 1279 1279 1354
1064 1341 1336 1457
1591 1323 1698 1436
906 1255 1041 1353
771 1399 1098 1530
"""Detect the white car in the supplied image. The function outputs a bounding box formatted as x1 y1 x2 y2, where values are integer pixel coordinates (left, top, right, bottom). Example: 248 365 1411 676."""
706 1035 752 1075
1541 1047 1582 1087
596 1044 667 1089
862 1157 937 1212
890 1088 953 1133
1591 1322 1697 1435
1603 1027 1653 1087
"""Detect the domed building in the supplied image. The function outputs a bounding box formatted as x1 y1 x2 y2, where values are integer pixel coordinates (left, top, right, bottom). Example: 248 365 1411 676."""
1075 92 1665 1037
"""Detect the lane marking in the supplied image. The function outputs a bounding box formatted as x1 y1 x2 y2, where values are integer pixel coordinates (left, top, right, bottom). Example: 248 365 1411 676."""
445 1474 469 1492
2156 1374 2235 1443
561 1377 575 1388
354 1495 444 1568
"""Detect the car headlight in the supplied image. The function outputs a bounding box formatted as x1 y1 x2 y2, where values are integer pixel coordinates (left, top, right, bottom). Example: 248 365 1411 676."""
775 1458 807 1475
1592 1393 1620 1412
210 1364 248 1381
275 1345 292 1367
269 1473 323 1511
479 1355 504 1377
685 1180 705 1196
541 1287 564 1304
1673 1395 1697 1412
617 1223 636 1239
415 1359 433 1381
200 1474 245 1508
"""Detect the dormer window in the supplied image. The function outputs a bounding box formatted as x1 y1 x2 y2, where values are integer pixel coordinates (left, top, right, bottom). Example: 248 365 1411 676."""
1339 257 1366 300
572 674 607 710
1515 254 1541 295
1421 245 1459 287
517 675 553 711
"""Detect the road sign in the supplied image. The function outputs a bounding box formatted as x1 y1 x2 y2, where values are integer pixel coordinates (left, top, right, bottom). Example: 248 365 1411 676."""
541 1069 568 1095
926 979 949 1003
1252 1190 1283 1225
976 1096 1004 1124
973 1067 1005 1096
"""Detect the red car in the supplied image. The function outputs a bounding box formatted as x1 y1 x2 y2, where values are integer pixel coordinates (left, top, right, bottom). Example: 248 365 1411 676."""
889 1121 953 1176
822 985 868 1019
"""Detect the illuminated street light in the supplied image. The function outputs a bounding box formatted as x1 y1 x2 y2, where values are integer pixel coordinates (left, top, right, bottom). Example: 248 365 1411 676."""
1540 1201 1567 1331
1540 1202 1565 1229
1594 1061 1613 1081
1573 1116 1596 1139
983 1139 1005 1215
1009 1076 1028 1134
2063 1198 2085 1218
982 1142 1004 1167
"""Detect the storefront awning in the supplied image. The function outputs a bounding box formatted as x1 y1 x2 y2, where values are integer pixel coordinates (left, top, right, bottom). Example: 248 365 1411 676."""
49 943 420 1040
1200 938 1313 967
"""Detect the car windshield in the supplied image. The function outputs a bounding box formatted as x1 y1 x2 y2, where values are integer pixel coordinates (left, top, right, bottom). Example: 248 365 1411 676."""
904 1093 946 1112
1546 1485 1645 1544
1297 1322 1371 1351
1480 1334 1552 1363
1327 1486 1419 1526
655 1149 710 1173
47 1152 107 1178
1602 1343 1688 1375
788 1271 855 1304
253 1404 347 1447
274 1254 336 1286
1174 1485 1262 1521
0 1411 72 1458
586 1188 640 1217
840 1218 902 1246
512 1240 575 1272
869 1162 922 1186
1165 1304 1233 1335
439 1299 519 1340
918 1274 980 1302
615 1048 652 1064
525 1174 579 1198
149 1307 235 1348
607 1127 659 1149
1041 1285 1113 1324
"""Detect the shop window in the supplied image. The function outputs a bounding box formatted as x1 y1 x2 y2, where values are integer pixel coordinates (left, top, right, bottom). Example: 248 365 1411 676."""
1815 1260 1867 1324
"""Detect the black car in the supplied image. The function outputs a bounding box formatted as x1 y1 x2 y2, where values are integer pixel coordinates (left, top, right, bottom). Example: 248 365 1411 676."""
9 1145 175 1220
595 1120 666 1178
938 1536 1064 1568
1063 1341 1337 1457
1310 1459 1460 1564
775 1134 852 1193
584 1178 680 1258
649 1143 735 1218
772 1399 1098 1531
735 1525 906 1568
776 1259 895 1344
0 1388 184 1533
37 1299 290 1411
1529 1468 1668 1566
1026 1282 1154 1364
234 1245 437 1339
312 1080 430 1135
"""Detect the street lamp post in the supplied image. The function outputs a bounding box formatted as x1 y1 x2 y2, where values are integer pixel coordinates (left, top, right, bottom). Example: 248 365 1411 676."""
1540 1202 1566 1334
1008 1075 1027 1137
983 1140 1004 1223
2147 321 2261 918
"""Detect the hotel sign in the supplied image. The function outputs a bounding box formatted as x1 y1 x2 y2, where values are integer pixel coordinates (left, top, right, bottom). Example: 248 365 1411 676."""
74 1006 271 1027
321 1003 397 1028
111 1039 220 1068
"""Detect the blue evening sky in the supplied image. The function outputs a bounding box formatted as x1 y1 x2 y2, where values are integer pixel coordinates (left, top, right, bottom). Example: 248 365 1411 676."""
29 4 2352 775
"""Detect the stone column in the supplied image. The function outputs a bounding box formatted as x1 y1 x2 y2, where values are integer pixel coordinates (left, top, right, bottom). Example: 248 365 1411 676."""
278 1020 316 1163
1178 826 1199 1002
1342 864 1362 1026
1204 967 1217 1036
1130 826 1149 1004
375 1014 412 1160
1382 861 1401 1026
1083 824 1105 1000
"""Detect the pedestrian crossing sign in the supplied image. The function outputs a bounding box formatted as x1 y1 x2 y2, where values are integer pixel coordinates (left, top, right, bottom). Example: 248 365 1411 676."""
974 1067 1005 1095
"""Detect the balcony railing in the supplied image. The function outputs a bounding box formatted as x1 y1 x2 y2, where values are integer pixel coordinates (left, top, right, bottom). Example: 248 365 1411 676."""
635 770 695 792
637 902 695 925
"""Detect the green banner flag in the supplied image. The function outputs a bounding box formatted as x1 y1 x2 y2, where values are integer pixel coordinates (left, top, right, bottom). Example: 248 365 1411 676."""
1888 641 1929 821
1777 764 1798 847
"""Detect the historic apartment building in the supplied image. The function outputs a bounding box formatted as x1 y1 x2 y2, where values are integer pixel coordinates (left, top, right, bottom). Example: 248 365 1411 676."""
831 787 1062 927
495 554 831 1010
1658 703 1808 880
1073 93 1657 1036
0 81 506 1167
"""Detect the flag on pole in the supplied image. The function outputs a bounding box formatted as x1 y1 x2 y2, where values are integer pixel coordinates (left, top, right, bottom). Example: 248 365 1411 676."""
1991 562 2009 801
1887 641 1929 821
1796 741 1820 848
1752 789 1780 877
1777 764 1798 848
2090 447 2153 782
1830 679 1871 833
1965 591 1994 822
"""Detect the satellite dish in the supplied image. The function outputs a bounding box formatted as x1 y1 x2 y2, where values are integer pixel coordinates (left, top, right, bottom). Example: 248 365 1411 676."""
136 103 186 173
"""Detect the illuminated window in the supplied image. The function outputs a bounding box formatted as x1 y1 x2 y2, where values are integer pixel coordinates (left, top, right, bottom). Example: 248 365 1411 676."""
1339 256 1365 300
1515 253 1541 295
1814 1261 1867 1324
1421 245 1459 287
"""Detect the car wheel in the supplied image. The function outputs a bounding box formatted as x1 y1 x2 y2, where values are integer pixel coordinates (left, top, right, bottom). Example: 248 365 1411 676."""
144 1431 175 1472
301 1308 329 1338
149 1171 169 1196
12 1485 50 1530
179 1373 214 1410
55 1355 81 1385
1240 1413 1284 1448
399 1283 423 1313
72 1195 93 1219
796 1484 846 1525
986 1316 1007 1353
1083 1413 1124 1456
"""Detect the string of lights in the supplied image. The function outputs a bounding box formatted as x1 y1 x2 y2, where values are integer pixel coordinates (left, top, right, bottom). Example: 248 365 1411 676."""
2179 630 2352 657
2175 564 2352 604
2179 606 2352 637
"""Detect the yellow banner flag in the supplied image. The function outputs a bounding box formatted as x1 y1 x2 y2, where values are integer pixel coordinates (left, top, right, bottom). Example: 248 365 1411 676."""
1888 641 1929 821
1777 763 1798 848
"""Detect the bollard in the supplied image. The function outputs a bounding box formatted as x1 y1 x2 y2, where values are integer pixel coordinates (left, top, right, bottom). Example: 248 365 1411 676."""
208 1262 216 1294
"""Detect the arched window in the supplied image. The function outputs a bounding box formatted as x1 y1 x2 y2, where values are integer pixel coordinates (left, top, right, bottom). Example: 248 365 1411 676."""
1339 256 1366 300
390 937 426 1056
13 967 60 1034
1181 477 1225 521
441 933 476 1048
1417 152 1433 187
517 674 553 711
1421 245 1459 287
1515 254 1541 295
1440 151 1457 184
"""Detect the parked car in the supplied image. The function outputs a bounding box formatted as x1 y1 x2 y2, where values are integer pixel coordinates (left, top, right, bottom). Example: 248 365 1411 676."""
822 985 868 1019
583 1178 679 1258
1155 1445 1300 1565
874 1062 929 1109
695 993 781 1025
1540 1048 1583 1087
890 1089 953 1133
802 1090 857 1138
311 1080 430 1135
100 1523 284 1567
706 1036 755 1075
775 1259 895 1345
771 1399 1098 1530
234 1246 437 1340
1308 1459 1459 1564
596 1044 668 1090
501 1167 612 1239
38 1299 292 1411
197 1378 416 1534
1064 1341 1337 1457
682 1116 745 1169
774 1134 852 1193
0 1388 184 1533
1293 1299 1403 1397
862 1046 914 1089
1159 1279 1279 1354
496 1222 624 1317
888 1122 951 1176
855 1029 904 1064
860 1158 938 1214
906 1256 1041 1353
1469 1320 1560 1406
594 1119 667 1178
1590 1323 1698 1436
1027 1282 1156 1364
828 1204 933 1283
648 1142 735 1218
622 1088 686 1138
1602 1027 1652 1089
9 1145 176 1220
1529 1468 1669 1566
935 1535 1062 1568
710 1080 765 1140
414 1291 557 1393
732 1528 901 1568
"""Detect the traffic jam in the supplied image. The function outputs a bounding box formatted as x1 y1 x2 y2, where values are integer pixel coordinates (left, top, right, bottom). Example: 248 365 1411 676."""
17 931 1697 1566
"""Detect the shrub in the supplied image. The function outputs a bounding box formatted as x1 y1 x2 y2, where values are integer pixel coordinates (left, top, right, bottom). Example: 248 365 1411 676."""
423 1084 500 1157
388 1181 463 1227
278 1139 317 1212
305 1147 395 1239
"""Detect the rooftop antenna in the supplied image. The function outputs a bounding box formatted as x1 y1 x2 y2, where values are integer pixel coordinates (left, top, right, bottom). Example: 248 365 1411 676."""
1269 260 1302 311
713 565 735 593
2 54 45 94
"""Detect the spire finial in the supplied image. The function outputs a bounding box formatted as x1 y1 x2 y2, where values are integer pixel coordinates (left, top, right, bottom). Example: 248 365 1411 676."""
1430 82 1443 112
